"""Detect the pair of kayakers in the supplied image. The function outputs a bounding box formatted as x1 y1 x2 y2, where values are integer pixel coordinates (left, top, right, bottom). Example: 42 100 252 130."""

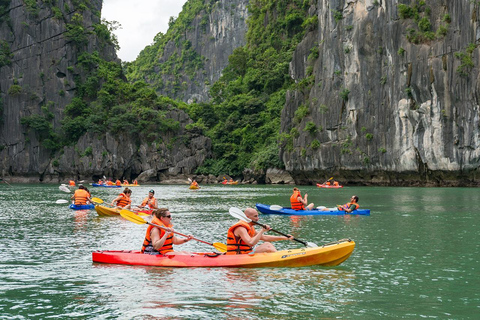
289 187 360 213
142 207 293 255
71 185 92 205
111 188 158 210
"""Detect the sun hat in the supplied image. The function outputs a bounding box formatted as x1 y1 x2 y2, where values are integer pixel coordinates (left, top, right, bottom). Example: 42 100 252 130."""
149 189 155 194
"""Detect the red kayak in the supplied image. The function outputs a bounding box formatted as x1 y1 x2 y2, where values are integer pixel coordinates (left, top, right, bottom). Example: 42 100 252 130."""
316 183 343 188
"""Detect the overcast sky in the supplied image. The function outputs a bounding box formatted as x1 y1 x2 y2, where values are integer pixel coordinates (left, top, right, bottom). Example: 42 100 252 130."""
102 0 188 62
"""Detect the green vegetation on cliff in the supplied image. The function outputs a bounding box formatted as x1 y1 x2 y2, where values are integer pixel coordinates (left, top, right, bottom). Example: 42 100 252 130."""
126 0 314 176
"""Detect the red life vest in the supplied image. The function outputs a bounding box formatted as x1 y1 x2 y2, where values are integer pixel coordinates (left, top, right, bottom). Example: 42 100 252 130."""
69 180 75 186
141 216 173 254
226 221 256 255
290 190 305 210
115 193 131 208
339 202 360 211
73 189 89 205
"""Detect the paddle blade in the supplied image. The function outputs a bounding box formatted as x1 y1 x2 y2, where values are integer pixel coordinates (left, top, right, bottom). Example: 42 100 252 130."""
91 197 104 204
306 242 318 248
270 205 283 211
136 211 151 217
213 242 227 252
228 207 251 223
59 185 70 193
56 199 68 204
120 209 147 225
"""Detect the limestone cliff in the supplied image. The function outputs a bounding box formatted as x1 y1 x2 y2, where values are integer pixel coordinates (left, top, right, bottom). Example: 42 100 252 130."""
128 0 249 104
281 0 480 186
0 0 211 182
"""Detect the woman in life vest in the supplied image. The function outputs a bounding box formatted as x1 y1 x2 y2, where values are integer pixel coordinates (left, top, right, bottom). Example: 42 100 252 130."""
226 208 293 255
115 179 121 186
140 189 158 209
141 208 193 255
111 188 132 209
290 187 314 211
71 185 91 205
123 179 129 185
337 195 360 213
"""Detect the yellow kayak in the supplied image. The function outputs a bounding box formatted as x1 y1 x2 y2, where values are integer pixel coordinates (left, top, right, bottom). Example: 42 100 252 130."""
95 205 120 216
189 184 200 190
121 184 140 187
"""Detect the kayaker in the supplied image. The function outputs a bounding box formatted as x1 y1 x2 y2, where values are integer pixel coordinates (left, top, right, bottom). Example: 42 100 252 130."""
111 188 132 209
337 195 360 213
71 185 91 205
123 179 129 185
190 180 199 188
226 208 293 255
69 180 75 186
141 208 193 255
115 179 121 186
140 189 158 209
290 187 314 210
133 179 138 185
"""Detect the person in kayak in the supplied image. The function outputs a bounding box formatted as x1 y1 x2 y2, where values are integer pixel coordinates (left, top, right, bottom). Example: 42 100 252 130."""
111 188 132 209
290 187 314 210
140 189 158 209
226 208 293 255
71 185 91 205
337 195 359 213
141 208 193 255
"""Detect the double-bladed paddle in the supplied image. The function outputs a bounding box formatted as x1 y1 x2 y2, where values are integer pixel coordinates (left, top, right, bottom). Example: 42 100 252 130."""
228 207 318 248
119 209 227 252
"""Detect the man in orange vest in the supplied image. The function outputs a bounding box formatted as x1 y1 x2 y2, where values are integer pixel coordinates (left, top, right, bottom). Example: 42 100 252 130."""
226 208 293 254
337 195 360 213
290 187 314 210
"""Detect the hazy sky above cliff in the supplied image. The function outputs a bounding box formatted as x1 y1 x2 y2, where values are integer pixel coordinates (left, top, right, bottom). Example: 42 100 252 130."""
102 0 188 62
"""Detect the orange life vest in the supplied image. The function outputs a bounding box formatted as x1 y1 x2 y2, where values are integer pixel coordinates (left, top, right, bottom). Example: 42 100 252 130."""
115 180 121 186
226 221 256 255
326 181 331 185
339 202 360 211
141 196 157 209
69 180 75 186
141 216 174 254
290 190 305 210
333 181 339 186
123 180 129 185
133 180 138 185
115 193 131 208
73 189 89 205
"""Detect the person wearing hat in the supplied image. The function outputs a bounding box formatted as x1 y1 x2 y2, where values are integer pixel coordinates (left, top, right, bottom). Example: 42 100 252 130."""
140 189 158 209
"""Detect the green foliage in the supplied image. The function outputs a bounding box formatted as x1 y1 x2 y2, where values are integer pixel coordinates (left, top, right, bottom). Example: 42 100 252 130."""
398 47 405 56
93 19 120 50
340 88 350 101
8 84 22 95
294 105 309 123
310 139 321 149
82 146 93 157
65 13 88 46
399 2 449 43
365 133 374 140
455 43 476 77
379 147 387 153
333 10 343 22
0 40 12 67
304 121 317 134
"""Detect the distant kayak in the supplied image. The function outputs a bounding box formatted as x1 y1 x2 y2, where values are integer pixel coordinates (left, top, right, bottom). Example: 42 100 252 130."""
121 184 140 187
92 239 355 268
189 184 200 190
256 203 370 216
69 204 94 210
316 183 343 188
221 180 239 185
91 183 121 188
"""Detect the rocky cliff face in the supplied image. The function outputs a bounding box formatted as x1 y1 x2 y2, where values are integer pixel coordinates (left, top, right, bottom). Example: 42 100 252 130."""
0 0 211 182
147 0 248 103
281 0 480 186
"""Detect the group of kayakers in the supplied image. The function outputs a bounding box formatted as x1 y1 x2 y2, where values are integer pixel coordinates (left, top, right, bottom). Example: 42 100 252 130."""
97 178 139 186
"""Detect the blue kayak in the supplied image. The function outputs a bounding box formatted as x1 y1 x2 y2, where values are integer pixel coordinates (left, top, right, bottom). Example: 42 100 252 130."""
70 204 95 210
256 203 370 216
91 183 121 188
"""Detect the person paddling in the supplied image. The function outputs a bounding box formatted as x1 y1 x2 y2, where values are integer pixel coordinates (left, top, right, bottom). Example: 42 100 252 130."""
290 187 314 211
111 188 132 209
71 185 91 205
141 208 193 255
140 189 158 209
226 208 293 255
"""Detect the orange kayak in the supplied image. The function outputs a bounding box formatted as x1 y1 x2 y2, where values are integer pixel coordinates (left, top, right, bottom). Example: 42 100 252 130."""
92 239 355 268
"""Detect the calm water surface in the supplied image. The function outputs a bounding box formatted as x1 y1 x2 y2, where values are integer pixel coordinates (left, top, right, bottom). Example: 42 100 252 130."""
0 184 479 319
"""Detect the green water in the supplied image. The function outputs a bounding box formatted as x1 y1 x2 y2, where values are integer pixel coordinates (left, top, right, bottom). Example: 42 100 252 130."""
0 184 479 319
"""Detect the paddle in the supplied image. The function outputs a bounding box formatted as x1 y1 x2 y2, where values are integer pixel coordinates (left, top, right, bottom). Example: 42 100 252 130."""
119 209 227 252
228 207 317 248
55 199 69 204
91 197 150 216
59 184 70 193
322 177 334 185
